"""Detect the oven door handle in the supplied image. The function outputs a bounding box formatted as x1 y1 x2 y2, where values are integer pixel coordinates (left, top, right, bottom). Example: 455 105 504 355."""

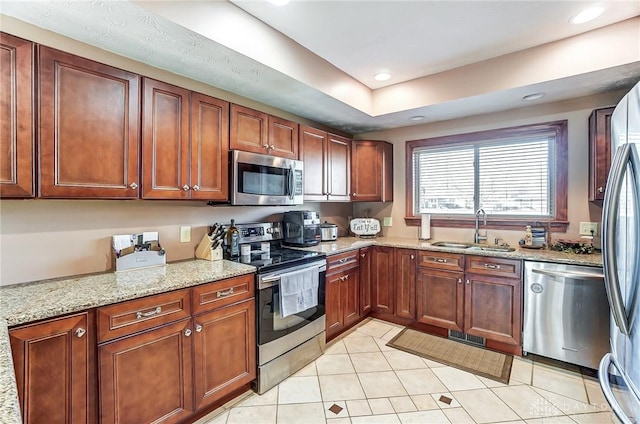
258 261 326 290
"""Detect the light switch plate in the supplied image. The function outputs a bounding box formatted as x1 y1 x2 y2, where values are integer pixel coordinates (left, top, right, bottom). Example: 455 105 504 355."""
383 216 392 227
579 222 598 236
180 226 191 243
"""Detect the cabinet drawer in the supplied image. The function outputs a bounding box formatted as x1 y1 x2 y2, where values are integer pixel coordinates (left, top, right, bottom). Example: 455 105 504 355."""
97 289 191 343
327 250 360 275
465 255 522 280
192 273 255 315
418 251 464 272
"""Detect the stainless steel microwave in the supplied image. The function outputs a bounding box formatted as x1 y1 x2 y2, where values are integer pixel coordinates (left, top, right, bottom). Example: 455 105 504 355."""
230 150 304 206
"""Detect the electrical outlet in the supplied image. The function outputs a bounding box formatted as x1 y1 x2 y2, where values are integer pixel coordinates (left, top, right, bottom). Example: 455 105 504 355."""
180 226 191 243
579 222 598 236
383 216 392 227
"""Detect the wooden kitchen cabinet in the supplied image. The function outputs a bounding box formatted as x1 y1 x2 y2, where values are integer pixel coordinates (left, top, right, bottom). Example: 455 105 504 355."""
0 33 35 198
326 250 360 340
351 140 393 202
230 104 298 159
10 312 96 424
142 78 230 200
371 246 395 315
395 248 417 319
417 267 464 332
589 106 615 202
300 125 351 201
359 247 373 316
38 46 140 198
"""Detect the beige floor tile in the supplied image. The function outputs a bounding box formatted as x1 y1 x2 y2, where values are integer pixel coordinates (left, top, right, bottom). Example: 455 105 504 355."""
351 414 400 423
381 326 404 341
432 366 486 391
326 418 352 424
316 353 356 375
410 394 440 411
525 416 577 424
375 337 397 352
346 399 373 416
512 356 534 385
568 411 614 423
532 362 588 403
430 392 461 408
358 371 409 398
532 387 597 415
350 352 392 373
200 410 228 424
278 375 322 404
443 407 475 424
397 409 450 424
368 398 395 415
319 374 367 401
492 385 563 419
344 336 381 353
355 319 397 338
453 388 521 424
325 339 348 355
293 361 317 376
324 400 349 419
276 402 326 424
227 405 277 424
395 368 448 395
582 375 611 412
423 358 447 368
389 396 418 413
478 375 510 388
383 350 429 370
236 386 278 406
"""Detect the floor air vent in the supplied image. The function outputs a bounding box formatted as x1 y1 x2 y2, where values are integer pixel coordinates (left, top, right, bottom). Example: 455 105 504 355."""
448 330 486 347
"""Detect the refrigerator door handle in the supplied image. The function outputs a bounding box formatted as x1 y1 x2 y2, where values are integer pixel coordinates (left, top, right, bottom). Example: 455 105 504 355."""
599 353 635 424
602 144 632 335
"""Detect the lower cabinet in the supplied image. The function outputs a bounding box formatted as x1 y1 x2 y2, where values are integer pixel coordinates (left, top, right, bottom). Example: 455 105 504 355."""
395 248 417 319
371 246 395 315
326 250 360 340
9 312 96 424
359 247 372 315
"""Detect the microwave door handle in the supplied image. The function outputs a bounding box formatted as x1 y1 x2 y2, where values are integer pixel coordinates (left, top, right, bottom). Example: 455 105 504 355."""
288 165 294 200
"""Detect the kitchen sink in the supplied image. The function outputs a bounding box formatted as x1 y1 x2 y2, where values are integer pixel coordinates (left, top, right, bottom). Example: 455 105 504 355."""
466 245 516 252
431 241 515 252
431 241 474 249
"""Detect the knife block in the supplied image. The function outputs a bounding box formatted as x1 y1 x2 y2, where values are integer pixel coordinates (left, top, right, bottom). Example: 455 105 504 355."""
195 234 223 261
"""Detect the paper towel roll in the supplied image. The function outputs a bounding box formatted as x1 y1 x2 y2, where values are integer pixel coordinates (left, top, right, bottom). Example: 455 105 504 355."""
420 214 431 240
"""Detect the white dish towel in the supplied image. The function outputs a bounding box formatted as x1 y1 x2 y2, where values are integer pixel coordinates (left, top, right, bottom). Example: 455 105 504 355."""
279 267 319 318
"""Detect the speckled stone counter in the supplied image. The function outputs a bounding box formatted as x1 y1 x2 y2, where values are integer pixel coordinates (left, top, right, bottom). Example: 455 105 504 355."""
0 259 256 424
305 236 603 267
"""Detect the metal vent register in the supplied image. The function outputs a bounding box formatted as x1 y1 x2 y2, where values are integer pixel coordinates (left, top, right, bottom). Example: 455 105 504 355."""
449 330 486 347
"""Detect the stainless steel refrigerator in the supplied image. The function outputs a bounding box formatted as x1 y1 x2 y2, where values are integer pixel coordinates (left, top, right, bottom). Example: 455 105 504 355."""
600 80 640 424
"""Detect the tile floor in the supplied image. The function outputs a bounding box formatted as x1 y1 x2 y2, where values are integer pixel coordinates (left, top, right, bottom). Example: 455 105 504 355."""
195 319 613 424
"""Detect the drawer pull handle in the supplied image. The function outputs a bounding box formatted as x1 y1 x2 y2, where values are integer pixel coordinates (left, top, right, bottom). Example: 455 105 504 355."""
195 324 203 333
217 287 235 298
434 258 448 263
75 328 86 338
184 329 192 337
484 264 501 269
136 306 161 319
338 258 348 263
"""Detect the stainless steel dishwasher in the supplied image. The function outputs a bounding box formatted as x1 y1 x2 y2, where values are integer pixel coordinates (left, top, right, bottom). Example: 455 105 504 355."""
523 261 610 369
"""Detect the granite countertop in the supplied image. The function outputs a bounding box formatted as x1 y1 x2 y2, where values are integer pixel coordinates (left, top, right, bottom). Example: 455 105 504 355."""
0 259 256 424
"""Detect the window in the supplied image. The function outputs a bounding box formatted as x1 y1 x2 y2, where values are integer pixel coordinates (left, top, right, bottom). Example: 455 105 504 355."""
405 120 568 231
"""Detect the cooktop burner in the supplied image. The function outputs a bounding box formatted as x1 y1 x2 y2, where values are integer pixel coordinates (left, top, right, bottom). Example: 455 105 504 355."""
229 244 325 274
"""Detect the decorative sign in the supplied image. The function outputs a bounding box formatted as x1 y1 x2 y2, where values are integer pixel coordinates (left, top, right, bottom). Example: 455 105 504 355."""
350 218 381 237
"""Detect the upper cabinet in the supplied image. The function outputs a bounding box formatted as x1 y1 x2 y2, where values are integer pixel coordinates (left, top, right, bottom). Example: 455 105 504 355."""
38 46 140 199
351 140 393 202
230 104 298 159
0 33 35 198
589 106 615 203
141 78 229 201
300 125 351 201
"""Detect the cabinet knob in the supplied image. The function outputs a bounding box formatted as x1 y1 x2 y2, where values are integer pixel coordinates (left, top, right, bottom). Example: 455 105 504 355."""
193 185 200 191
263 144 269 149
195 324 203 333
457 278 462 284
361 253 366 258
598 186 605 193
184 329 192 337
410 255 415 260
129 182 138 189
75 328 86 338
352 193 357 197
183 184 190 191
270 144 275 149
466 279 470 285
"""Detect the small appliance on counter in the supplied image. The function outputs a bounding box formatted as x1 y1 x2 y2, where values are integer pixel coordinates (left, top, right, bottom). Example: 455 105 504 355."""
350 218 381 238
282 210 321 246
195 223 226 261
112 232 166 271
319 221 338 242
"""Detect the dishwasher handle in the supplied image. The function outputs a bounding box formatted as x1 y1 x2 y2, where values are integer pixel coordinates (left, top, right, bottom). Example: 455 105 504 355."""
531 268 604 281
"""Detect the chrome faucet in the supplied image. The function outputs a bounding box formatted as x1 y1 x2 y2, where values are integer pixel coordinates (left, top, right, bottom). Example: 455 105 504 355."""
474 208 488 244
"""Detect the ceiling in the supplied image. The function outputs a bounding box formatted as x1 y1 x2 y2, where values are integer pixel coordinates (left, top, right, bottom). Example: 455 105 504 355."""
2 1 639 134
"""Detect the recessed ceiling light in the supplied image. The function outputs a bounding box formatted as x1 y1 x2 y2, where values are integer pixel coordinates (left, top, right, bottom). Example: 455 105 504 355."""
571 6 604 24
374 72 392 82
522 92 545 101
410 115 425 121
268 0 290 5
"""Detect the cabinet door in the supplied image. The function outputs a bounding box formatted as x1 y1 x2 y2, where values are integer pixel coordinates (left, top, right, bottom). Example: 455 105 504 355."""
326 272 344 339
268 115 298 159
327 133 351 201
372 246 395 314
416 268 464 332
395 248 416 319
589 107 615 202
190 93 229 201
464 274 522 346
300 125 327 201
10 312 95 424
230 104 268 154
39 46 140 198
99 319 194 424
382 141 393 202
141 78 190 199
193 299 256 410
359 247 372 316
0 33 34 198
343 268 360 327
351 141 383 202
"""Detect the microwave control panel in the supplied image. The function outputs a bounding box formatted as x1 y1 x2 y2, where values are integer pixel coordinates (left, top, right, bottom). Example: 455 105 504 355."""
294 170 303 195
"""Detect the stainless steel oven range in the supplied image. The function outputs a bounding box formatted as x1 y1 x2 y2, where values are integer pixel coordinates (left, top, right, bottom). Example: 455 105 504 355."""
231 222 326 394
